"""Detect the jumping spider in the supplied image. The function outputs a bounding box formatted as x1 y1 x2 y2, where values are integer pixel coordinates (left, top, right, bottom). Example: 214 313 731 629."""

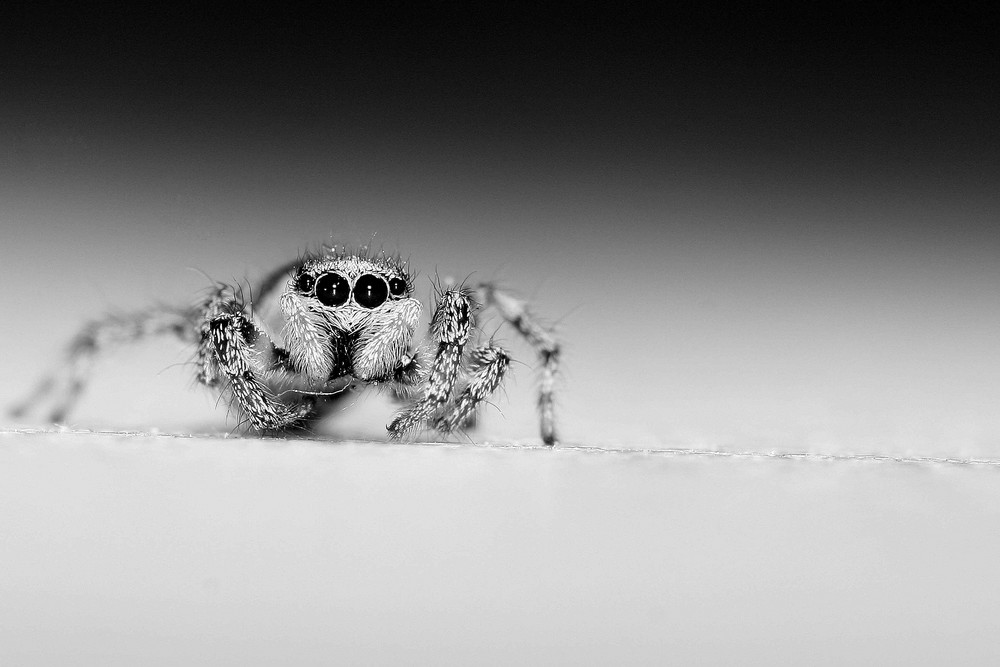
10 244 560 445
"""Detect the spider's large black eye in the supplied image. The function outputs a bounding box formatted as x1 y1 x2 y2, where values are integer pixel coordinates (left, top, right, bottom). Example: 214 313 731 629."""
315 272 350 307
388 277 407 297
354 274 388 308
295 272 315 294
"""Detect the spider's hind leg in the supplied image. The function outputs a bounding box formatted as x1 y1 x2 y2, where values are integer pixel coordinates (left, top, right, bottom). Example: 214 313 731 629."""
476 282 560 446
8 307 200 424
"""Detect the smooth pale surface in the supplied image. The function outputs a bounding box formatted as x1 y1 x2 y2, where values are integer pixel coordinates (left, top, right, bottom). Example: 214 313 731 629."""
3 429 1000 666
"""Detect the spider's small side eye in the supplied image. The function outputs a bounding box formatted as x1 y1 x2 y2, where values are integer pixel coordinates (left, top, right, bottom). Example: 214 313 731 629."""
388 277 407 297
316 272 350 307
354 274 389 308
295 273 315 294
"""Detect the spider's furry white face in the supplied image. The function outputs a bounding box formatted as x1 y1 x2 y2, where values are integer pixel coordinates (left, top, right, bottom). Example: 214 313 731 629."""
278 251 422 384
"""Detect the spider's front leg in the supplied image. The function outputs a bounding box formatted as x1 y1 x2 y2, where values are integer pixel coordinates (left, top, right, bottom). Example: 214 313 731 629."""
203 295 312 432
387 287 474 439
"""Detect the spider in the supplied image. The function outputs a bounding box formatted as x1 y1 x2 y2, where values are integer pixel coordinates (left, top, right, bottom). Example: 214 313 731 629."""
10 244 560 445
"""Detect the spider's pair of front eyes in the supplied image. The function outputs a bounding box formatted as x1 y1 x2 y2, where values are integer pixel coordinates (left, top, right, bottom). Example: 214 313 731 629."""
296 272 407 308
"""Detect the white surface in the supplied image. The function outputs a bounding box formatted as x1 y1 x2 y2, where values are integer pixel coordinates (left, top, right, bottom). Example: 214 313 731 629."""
3 429 1000 665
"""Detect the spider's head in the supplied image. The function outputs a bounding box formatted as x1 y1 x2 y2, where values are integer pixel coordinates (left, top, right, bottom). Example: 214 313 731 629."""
291 255 414 311
280 249 420 383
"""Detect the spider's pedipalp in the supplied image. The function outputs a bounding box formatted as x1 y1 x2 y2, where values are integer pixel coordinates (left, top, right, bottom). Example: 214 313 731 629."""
278 290 341 384
352 297 421 381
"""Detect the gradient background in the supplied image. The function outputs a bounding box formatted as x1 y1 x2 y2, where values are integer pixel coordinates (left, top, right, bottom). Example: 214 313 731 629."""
3 5 1000 664
4 4 1000 453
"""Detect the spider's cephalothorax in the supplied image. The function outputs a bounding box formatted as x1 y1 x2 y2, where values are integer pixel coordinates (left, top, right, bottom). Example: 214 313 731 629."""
280 253 421 385
11 245 561 445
